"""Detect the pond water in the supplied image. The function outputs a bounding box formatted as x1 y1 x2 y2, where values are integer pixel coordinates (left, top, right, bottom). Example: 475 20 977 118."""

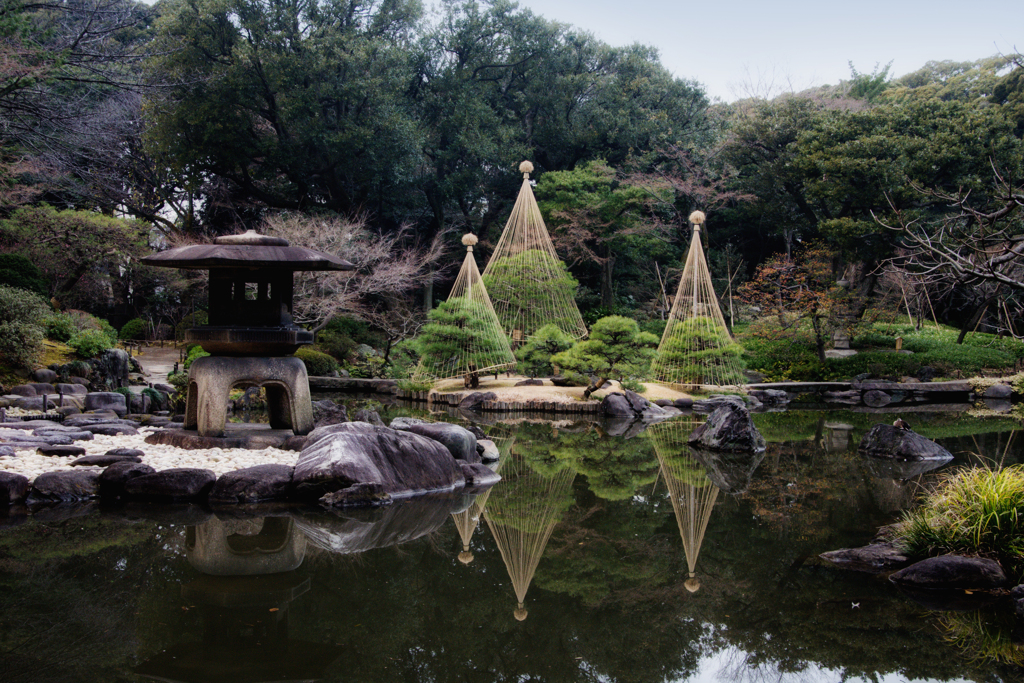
1 409 1023 682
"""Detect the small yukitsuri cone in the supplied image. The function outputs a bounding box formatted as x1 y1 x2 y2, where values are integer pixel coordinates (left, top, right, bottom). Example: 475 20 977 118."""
414 234 516 388
482 161 588 344
651 211 746 389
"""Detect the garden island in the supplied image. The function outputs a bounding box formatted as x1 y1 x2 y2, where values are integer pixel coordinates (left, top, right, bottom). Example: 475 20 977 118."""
0 0 1023 680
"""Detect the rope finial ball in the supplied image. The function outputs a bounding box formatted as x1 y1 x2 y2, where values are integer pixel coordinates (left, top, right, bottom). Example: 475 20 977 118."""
684 577 701 593
458 550 474 564
514 605 529 621
462 233 479 251
689 210 706 225
519 160 534 178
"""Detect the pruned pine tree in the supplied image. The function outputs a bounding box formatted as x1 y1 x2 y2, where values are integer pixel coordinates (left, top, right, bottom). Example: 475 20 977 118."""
652 211 746 388
551 316 659 398
482 161 588 342
414 235 516 388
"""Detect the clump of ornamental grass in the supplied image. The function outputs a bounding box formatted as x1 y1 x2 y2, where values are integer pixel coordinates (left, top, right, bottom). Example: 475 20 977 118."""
895 464 1024 576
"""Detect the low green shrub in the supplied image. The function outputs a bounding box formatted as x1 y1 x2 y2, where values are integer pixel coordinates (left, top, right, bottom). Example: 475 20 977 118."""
44 312 77 343
182 345 210 371
895 465 1024 576
317 315 386 360
119 318 148 340
69 329 113 358
294 347 338 376
740 337 822 381
397 379 433 392
821 352 920 381
851 331 898 349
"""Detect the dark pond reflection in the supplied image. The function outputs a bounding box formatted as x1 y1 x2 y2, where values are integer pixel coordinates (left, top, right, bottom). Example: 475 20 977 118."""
1 409 1023 682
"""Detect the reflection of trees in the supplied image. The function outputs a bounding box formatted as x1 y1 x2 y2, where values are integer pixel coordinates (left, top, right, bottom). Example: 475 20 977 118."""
648 420 719 592
549 425 660 501
484 438 576 620
452 434 514 563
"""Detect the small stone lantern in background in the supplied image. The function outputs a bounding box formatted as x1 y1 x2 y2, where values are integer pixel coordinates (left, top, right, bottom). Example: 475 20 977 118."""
143 230 353 438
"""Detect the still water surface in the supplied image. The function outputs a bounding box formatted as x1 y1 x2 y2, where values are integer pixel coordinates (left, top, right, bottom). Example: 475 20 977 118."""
1 410 1022 682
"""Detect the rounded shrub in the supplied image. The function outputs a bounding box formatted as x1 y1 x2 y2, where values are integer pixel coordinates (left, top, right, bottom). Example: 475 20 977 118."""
0 253 48 296
295 347 339 376
0 285 50 369
70 329 113 358
119 318 148 340
175 311 209 340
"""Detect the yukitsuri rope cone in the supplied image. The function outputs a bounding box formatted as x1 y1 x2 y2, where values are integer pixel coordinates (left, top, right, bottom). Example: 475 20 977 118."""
651 211 745 389
482 161 588 343
414 234 517 386
647 420 719 593
483 446 576 621
452 433 515 564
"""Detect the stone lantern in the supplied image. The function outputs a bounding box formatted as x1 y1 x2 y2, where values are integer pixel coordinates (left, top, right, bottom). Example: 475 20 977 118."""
142 230 353 438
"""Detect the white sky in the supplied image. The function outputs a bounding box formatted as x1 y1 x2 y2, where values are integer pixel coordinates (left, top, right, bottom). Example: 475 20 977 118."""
510 0 1022 101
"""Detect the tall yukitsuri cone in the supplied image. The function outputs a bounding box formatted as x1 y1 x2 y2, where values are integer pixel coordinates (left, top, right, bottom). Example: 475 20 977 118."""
483 446 576 621
482 161 588 343
451 432 515 564
651 211 746 388
414 234 517 387
647 419 719 593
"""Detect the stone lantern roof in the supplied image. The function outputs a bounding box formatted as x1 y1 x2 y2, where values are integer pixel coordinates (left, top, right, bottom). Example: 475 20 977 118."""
141 230 354 271
141 230 354 356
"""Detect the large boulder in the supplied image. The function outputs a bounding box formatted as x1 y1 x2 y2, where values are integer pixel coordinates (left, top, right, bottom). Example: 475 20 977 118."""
688 401 766 452
29 470 101 503
390 422 480 463
889 555 1009 590
351 408 385 427
460 462 500 487
858 425 953 460
209 464 295 504
459 392 496 410
97 461 156 499
30 368 57 384
312 400 348 428
91 348 132 390
601 391 673 420
292 422 465 505
0 472 30 505
819 543 911 573
123 468 217 501
83 392 128 416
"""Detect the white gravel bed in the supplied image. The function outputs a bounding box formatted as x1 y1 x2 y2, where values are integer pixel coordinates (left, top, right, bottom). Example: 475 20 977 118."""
0 427 299 482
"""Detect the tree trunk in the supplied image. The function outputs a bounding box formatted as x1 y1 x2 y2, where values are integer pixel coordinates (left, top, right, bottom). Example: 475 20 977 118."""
957 297 995 344
583 377 607 399
811 313 826 363
601 257 616 309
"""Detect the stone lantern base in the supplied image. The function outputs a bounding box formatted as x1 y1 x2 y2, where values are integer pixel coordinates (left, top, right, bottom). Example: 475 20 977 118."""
185 356 313 438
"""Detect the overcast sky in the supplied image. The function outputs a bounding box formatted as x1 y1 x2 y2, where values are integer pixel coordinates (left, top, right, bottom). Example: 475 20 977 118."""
507 0 1021 101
